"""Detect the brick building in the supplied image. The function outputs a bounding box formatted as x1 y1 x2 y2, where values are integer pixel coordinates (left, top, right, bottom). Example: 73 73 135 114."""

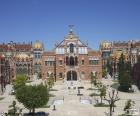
42 29 102 81
0 41 44 85
100 40 140 78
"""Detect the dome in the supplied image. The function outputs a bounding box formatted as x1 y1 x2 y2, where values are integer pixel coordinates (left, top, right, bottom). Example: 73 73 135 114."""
16 53 30 59
33 41 43 49
101 41 111 49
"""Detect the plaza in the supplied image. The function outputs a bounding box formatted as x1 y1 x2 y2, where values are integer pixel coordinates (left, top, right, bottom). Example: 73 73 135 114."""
0 75 140 116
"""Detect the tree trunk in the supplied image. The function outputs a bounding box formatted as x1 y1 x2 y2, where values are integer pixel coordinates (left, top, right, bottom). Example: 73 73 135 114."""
110 106 112 116
29 109 31 113
101 96 102 104
112 105 115 112
32 108 35 115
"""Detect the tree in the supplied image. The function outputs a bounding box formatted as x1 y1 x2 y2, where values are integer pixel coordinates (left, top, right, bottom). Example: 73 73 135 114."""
102 67 107 78
38 72 42 79
124 99 135 111
132 56 140 90
7 101 22 116
118 53 132 92
15 84 49 114
13 74 27 90
90 72 97 87
106 59 113 76
47 73 54 90
98 84 106 104
104 90 120 116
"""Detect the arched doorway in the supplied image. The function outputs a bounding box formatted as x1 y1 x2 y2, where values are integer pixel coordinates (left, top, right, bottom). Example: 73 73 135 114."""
67 71 77 81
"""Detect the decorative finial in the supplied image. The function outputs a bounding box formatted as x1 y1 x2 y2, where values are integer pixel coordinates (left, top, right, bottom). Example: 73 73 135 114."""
69 25 74 34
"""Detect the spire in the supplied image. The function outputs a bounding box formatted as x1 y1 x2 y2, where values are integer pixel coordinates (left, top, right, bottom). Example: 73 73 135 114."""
69 25 74 34
64 25 78 40
68 25 76 39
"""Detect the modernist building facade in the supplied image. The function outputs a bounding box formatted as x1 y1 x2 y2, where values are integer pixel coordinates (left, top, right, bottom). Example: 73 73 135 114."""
0 41 44 93
42 29 102 81
100 40 140 77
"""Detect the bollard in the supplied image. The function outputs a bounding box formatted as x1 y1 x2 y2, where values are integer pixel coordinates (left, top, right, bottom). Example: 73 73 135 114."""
53 105 56 111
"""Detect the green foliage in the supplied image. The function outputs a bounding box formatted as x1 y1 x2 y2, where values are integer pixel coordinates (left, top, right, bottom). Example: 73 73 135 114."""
41 105 50 108
89 93 100 97
118 73 131 92
106 59 112 73
90 72 97 87
97 83 106 104
102 68 107 78
38 72 42 79
13 74 27 89
124 99 135 111
94 103 115 107
49 94 55 97
87 88 99 90
132 56 140 90
49 88 58 91
96 82 102 88
118 53 132 92
111 83 120 89
7 101 22 116
99 85 106 103
15 84 49 114
0 97 4 100
47 74 54 90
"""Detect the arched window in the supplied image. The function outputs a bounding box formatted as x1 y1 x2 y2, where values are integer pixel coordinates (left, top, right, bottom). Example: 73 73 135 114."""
70 56 74 66
70 43 74 53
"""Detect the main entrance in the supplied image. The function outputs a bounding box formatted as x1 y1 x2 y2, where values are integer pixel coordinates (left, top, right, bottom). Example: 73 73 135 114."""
67 71 77 81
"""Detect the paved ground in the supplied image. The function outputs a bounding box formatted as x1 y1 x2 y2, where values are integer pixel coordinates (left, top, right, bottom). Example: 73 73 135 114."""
0 77 140 116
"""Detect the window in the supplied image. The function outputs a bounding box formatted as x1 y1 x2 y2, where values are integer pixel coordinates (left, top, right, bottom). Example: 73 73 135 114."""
34 53 38 59
59 73 63 78
50 61 53 66
81 60 84 65
45 61 55 66
89 60 99 65
70 43 74 53
70 56 74 66
34 53 41 59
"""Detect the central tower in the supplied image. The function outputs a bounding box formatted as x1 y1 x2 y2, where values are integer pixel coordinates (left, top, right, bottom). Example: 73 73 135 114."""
42 26 102 82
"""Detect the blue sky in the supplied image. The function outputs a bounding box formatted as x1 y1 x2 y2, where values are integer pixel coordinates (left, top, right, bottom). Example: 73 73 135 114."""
0 0 140 50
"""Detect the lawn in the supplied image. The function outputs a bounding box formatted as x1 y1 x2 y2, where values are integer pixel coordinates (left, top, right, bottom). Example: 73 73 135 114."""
49 94 55 97
0 97 4 100
111 83 120 89
94 103 116 107
49 89 58 91
89 93 100 97
87 88 99 90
